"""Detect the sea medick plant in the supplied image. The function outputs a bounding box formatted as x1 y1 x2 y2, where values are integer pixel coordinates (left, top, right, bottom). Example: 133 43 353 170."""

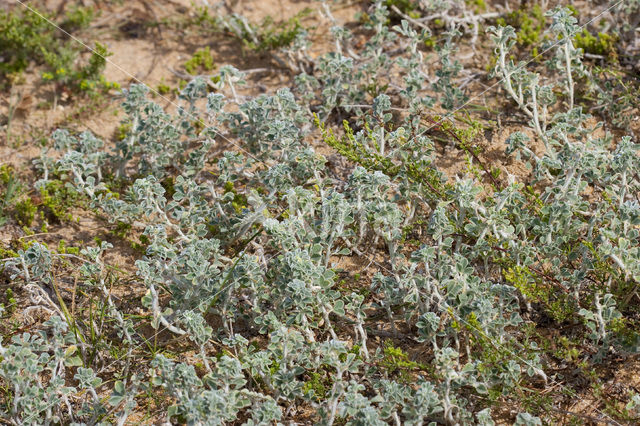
0 317 85 425
489 7 640 354
6 2 640 423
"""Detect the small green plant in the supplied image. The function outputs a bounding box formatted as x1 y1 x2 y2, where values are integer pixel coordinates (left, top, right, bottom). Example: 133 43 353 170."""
57 240 80 256
115 123 132 141
379 341 424 378
226 9 311 52
38 180 81 223
0 5 115 94
3 288 17 314
574 29 618 60
184 46 216 75
303 371 330 400
60 6 94 33
75 42 120 93
0 165 14 186
223 181 248 214
0 6 61 84
504 266 549 304
315 116 448 201
190 5 220 30
553 337 581 363
386 0 421 18
467 0 486 13
590 66 640 128
110 221 132 239
156 80 172 95
496 5 546 47
13 198 37 227
0 166 22 225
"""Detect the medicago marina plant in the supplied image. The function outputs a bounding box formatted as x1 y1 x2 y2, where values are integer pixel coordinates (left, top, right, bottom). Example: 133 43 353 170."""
1 0 640 424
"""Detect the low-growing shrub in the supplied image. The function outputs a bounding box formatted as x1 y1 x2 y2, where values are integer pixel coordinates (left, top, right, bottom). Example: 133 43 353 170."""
0 5 116 94
2 1 639 424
